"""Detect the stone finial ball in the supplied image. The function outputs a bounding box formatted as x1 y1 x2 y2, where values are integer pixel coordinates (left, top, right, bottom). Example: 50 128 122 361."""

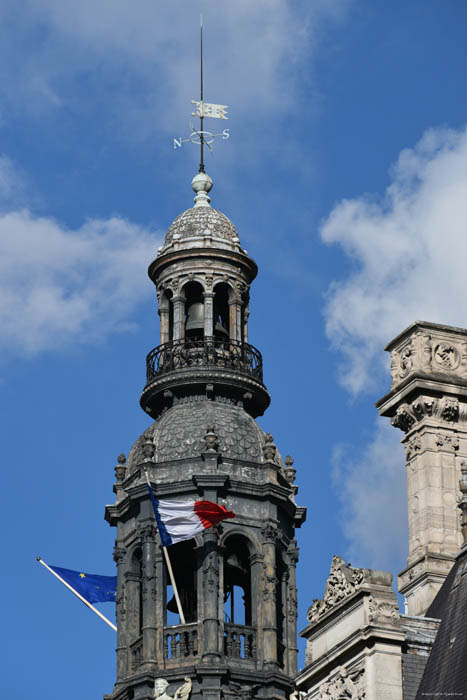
192 172 213 193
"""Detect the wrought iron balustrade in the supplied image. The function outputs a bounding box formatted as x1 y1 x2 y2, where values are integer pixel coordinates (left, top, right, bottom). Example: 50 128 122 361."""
224 624 257 660
164 623 198 660
146 337 263 383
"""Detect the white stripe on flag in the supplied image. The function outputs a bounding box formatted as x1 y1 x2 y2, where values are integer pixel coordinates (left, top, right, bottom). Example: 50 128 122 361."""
156 500 204 544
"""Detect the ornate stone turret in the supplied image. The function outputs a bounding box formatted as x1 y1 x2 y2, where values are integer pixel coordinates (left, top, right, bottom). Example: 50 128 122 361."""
376 321 467 616
104 172 306 700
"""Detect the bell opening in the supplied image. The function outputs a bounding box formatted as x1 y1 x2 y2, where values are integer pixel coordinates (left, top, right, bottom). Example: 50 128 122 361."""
223 536 251 625
184 281 205 340
213 283 230 339
165 540 198 625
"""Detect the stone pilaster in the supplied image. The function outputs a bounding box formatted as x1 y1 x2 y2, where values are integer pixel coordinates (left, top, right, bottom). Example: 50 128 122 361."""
376 321 467 615
261 523 279 670
113 544 127 684
285 542 299 676
201 529 221 664
140 525 158 671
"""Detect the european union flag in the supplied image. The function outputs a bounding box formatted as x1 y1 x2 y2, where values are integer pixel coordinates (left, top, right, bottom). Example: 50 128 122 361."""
50 565 117 604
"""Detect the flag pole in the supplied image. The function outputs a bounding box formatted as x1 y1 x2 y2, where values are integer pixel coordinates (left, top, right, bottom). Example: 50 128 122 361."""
36 556 117 631
143 467 186 625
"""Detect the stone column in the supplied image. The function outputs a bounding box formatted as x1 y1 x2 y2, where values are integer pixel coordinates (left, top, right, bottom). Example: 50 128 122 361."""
140 525 157 671
261 523 279 670
243 307 250 343
377 321 467 615
113 544 127 683
203 291 215 338
159 307 170 344
172 294 186 341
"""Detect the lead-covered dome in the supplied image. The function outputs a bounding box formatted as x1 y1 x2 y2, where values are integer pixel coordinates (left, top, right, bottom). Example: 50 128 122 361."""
126 401 282 474
157 171 244 255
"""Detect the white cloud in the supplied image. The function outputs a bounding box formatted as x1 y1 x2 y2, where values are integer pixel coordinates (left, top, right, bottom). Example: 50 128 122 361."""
332 422 407 571
0 1 349 135
0 159 159 356
321 125 467 394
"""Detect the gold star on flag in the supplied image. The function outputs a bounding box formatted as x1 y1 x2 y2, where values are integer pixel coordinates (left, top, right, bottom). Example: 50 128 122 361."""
79 573 85 578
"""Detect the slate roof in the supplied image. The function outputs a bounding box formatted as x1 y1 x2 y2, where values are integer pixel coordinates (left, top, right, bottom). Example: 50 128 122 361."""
416 545 467 697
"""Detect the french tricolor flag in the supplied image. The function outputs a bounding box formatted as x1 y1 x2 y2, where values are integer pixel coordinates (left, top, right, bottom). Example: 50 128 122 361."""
146 483 235 546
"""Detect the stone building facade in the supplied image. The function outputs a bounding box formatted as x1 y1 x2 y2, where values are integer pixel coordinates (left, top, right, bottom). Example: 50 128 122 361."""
104 172 306 700
295 321 467 699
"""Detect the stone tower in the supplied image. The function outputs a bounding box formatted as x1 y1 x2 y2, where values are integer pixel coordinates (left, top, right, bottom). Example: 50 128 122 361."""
376 321 467 616
105 172 306 700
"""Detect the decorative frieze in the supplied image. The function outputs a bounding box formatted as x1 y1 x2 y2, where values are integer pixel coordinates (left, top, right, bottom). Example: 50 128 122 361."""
318 667 365 700
392 395 462 433
388 323 467 388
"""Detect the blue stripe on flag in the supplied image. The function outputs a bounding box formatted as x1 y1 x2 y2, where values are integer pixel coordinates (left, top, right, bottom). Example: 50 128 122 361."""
146 483 173 547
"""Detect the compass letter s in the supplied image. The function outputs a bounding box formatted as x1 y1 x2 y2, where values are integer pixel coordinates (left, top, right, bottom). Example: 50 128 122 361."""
222 129 230 140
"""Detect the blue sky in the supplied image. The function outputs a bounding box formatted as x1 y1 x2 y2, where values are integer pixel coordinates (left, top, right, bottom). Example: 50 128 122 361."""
3 1 467 697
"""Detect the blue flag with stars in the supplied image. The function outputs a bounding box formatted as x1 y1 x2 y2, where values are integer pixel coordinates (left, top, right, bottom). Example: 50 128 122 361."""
50 565 117 603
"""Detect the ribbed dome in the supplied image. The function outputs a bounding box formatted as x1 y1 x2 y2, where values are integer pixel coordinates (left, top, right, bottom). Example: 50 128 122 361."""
126 401 281 474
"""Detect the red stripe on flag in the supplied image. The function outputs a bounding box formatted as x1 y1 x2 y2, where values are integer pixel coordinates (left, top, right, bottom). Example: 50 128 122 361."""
194 500 235 529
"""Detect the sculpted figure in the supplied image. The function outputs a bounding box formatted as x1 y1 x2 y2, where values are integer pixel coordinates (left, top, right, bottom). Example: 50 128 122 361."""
154 677 192 700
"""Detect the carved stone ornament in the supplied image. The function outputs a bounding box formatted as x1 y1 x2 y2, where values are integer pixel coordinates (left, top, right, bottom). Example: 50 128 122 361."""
263 433 277 461
435 433 459 452
154 678 192 700
398 343 414 378
203 423 219 453
115 453 127 483
405 434 421 460
318 667 365 700
306 556 365 623
284 455 296 484
142 436 155 461
367 595 400 626
261 523 279 543
391 403 416 433
391 395 461 433
434 343 460 370
227 682 261 700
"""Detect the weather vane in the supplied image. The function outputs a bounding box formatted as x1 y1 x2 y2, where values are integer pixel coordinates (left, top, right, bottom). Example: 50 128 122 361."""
173 16 230 172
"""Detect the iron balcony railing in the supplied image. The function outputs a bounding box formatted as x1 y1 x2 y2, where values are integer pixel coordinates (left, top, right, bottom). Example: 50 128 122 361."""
146 336 263 384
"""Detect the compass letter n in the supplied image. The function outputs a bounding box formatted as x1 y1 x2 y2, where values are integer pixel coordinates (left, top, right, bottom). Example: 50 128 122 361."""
173 137 183 149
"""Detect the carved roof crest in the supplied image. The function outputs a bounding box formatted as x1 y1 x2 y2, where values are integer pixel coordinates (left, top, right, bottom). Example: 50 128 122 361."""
307 556 365 623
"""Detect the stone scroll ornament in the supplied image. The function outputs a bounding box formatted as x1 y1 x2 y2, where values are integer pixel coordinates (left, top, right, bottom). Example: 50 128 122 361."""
307 556 365 623
154 677 192 700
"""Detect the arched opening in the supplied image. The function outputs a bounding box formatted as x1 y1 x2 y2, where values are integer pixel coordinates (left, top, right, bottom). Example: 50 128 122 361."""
165 540 198 625
184 281 205 339
213 283 230 339
223 536 251 625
